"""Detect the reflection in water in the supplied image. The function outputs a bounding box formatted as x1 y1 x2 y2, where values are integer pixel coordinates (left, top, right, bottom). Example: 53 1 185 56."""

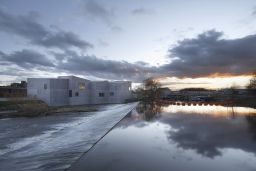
136 102 165 121
134 103 256 158
69 103 256 171
163 105 256 117
136 102 256 121
246 115 256 140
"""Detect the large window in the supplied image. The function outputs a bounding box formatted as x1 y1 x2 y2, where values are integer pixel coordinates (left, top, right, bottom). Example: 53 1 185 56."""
99 92 105 97
79 82 85 90
109 92 114 96
44 84 47 89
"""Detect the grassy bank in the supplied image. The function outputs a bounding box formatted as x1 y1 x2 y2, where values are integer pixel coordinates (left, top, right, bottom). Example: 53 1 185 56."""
0 99 97 118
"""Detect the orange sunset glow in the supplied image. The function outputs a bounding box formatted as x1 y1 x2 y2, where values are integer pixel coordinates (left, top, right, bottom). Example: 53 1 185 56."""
158 75 252 90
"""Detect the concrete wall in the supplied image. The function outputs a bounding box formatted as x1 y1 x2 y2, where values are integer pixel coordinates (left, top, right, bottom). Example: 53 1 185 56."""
27 78 51 105
27 78 69 106
49 79 69 106
90 81 132 104
28 76 132 106
90 81 109 104
59 76 91 105
108 81 132 103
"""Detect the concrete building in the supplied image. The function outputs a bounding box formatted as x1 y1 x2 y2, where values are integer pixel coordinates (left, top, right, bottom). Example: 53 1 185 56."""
0 81 27 98
27 76 132 106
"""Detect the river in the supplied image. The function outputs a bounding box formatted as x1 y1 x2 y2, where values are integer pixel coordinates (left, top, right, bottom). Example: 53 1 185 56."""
69 103 256 171
0 102 138 171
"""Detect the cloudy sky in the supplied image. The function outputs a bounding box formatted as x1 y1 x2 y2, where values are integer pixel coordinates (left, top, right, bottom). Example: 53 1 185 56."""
0 0 256 89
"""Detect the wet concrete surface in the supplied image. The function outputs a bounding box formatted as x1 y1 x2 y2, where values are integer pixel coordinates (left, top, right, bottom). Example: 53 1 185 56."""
0 102 138 171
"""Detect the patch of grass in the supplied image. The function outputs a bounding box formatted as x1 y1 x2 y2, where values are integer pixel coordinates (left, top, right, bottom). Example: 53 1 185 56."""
17 100 49 117
0 98 98 118
51 106 97 113
0 98 32 110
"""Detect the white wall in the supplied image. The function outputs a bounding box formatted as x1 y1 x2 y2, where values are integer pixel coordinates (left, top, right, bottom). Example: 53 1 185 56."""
90 81 132 104
59 76 91 105
27 78 69 106
27 78 51 105
28 76 132 106
49 79 69 106
90 81 109 104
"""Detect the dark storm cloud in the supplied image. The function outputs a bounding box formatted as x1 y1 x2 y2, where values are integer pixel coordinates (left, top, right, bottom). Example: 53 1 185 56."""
0 48 158 81
161 30 256 77
1 27 256 81
54 50 157 81
0 9 92 50
83 0 114 25
0 49 54 68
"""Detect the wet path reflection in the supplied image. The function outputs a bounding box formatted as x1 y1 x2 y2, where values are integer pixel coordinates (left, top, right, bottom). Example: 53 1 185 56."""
69 103 256 171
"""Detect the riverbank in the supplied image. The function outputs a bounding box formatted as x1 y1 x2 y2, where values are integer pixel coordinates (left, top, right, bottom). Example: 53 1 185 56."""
0 99 97 118
158 96 256 109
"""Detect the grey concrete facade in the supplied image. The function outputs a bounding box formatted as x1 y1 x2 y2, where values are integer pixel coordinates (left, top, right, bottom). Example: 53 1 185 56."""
27 76 132 106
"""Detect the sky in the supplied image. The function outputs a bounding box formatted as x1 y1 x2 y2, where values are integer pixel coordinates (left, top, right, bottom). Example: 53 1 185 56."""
0 0 256 89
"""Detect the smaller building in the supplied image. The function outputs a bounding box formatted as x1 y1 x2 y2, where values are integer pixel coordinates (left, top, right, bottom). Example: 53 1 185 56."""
158 88 172 99
27 76 132 106
0 81 27 97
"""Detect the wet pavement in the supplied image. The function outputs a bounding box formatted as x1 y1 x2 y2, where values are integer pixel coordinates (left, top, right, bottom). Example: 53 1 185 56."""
69 103 256 171
0 102 138 171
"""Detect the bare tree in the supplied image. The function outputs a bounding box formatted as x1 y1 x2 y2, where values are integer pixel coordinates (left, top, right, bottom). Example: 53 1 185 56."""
247 73 256 89
135 78 161 102
143 78 161 101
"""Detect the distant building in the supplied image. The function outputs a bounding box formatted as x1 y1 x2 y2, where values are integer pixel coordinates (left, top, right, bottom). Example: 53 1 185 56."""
10 81 27 88
158 88 172 99
179 88 216 96
27 76 132 106
0 81 27 97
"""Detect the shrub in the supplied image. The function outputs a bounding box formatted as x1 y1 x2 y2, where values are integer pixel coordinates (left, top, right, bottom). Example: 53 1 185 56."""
17 100 49 116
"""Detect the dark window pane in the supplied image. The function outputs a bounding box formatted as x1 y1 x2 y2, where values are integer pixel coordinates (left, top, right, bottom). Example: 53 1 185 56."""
75 92 79 96
99 92 105 97
69 90 72 97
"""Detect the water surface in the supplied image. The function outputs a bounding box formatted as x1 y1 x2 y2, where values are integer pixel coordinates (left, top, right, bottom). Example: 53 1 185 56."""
0 102 137 171
70 103 256 171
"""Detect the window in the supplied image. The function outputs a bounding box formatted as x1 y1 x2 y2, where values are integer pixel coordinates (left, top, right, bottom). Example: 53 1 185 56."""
79 82 85 90
69 90 72 97
109 92 114 96
99 92 104 97
44 84 47 89
75 92 79 97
